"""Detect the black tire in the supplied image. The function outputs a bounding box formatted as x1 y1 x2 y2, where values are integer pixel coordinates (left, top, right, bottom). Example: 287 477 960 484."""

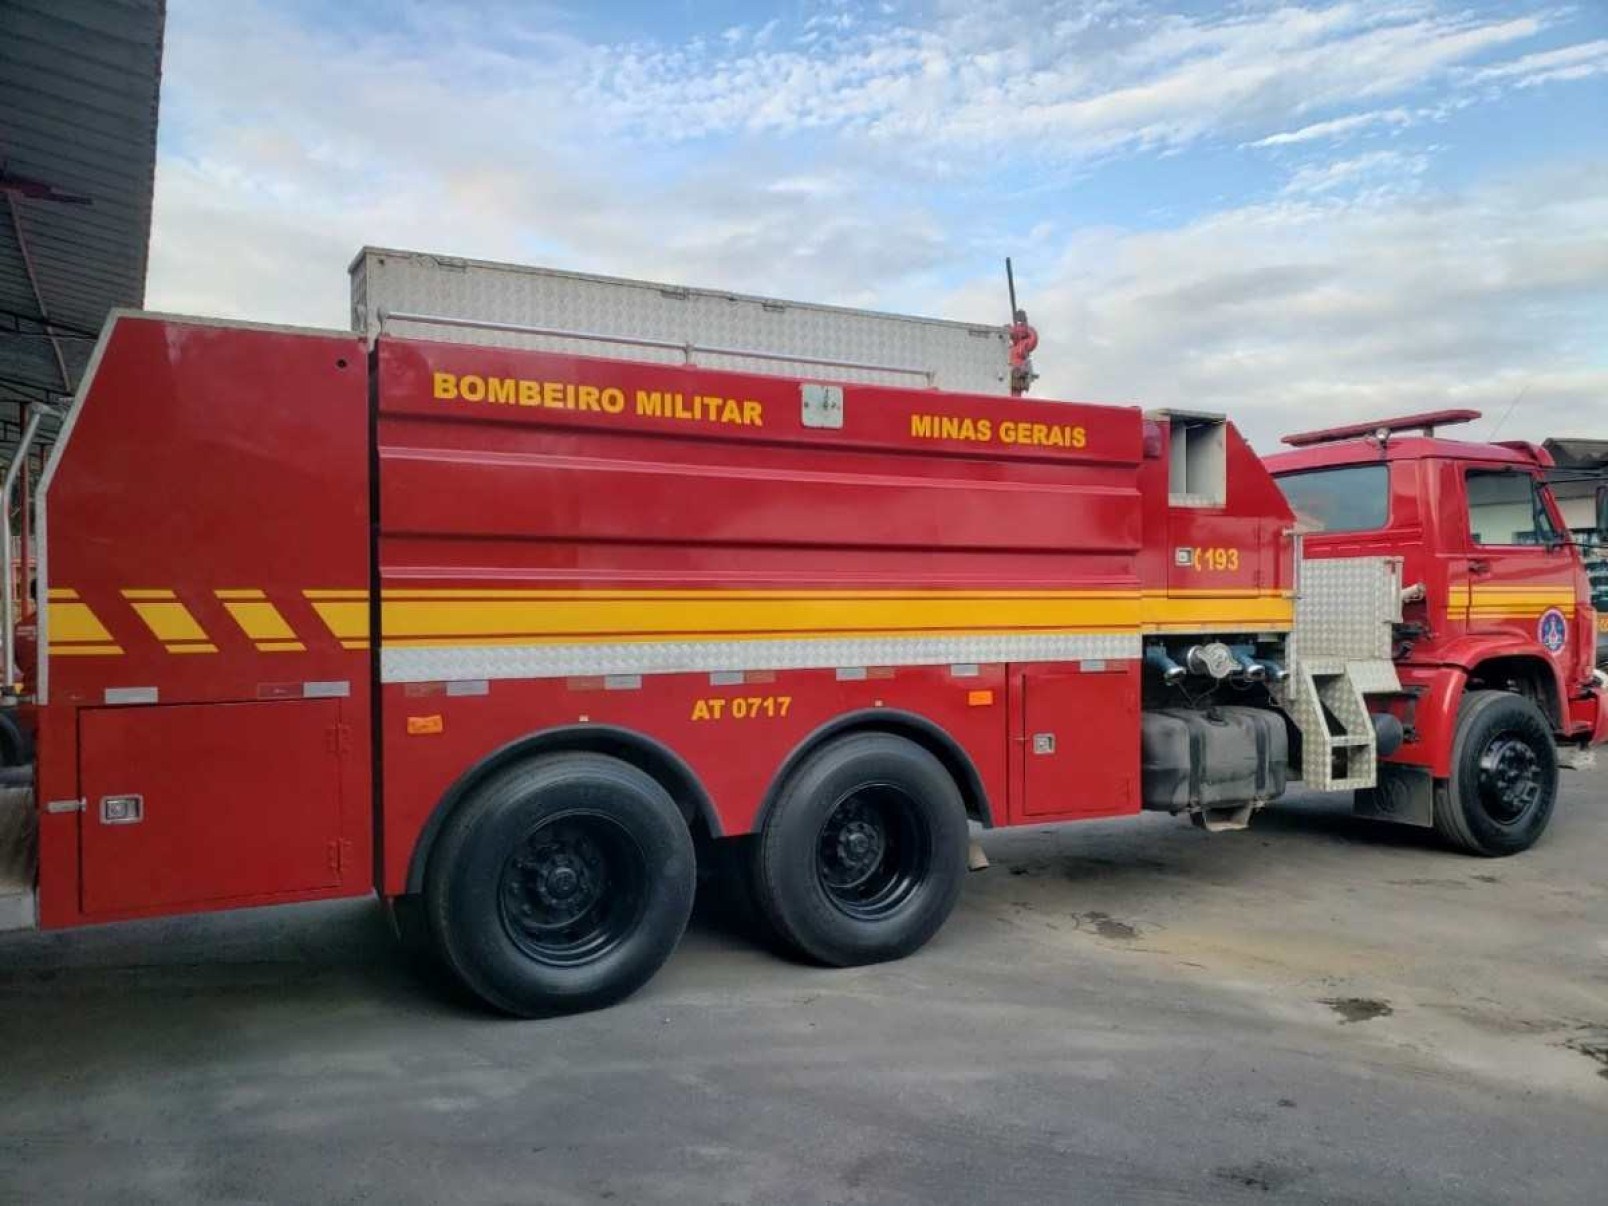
754 732 968 967
0 710 32 768
424 753 696 1017
1432 690 1558 857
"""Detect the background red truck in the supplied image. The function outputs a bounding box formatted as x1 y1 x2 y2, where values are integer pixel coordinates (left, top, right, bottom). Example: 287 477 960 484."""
1267 410 1608 848
4 252 1603 1016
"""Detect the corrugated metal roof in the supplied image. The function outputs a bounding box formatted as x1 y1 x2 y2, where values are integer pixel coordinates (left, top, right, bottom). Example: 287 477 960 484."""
0 0 164 462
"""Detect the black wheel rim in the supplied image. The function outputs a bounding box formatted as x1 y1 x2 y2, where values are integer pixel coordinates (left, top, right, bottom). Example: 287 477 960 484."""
497 812 648 967
815 783 930 920
1475 733 1544 825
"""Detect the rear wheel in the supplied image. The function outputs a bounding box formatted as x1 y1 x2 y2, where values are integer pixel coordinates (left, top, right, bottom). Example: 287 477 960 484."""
1433 690 1557 857
754 733 968 966
425 753 696 1016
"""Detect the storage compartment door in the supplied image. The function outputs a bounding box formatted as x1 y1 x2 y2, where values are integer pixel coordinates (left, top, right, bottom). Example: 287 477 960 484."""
79 700 348 917
1020 664 1140 820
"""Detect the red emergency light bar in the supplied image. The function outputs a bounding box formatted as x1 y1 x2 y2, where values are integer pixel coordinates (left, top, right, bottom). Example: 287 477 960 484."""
1281 408 1482 447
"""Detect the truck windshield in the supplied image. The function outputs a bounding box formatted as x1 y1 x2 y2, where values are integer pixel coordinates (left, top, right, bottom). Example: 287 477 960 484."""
1273 464 1389 533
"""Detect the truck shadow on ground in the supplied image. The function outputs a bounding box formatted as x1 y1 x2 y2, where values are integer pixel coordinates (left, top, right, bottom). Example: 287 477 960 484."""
1247 796 1447 852
0 795 1465 1036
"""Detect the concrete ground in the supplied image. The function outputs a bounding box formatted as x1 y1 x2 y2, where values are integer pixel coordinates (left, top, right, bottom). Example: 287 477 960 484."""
1 766 1605 1205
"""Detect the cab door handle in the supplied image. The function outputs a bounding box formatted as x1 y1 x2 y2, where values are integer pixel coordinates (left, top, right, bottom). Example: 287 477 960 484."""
1468 559 1492 575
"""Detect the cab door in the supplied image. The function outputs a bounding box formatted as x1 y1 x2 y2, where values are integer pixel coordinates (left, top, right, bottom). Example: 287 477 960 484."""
1457 465 1576 661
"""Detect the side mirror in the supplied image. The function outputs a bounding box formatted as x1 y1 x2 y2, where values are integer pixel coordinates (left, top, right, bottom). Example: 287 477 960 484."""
1597 484 1608 541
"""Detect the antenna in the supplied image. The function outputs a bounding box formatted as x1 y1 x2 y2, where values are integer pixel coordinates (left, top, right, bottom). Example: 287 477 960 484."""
1005 257 1018 320
1486 383 1530 440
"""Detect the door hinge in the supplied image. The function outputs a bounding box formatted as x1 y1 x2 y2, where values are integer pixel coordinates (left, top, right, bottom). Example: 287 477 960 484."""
328 839 342 874
326 723 352 754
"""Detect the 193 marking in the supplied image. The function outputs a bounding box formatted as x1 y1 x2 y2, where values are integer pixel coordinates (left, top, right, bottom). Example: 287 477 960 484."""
1192 547 1241 572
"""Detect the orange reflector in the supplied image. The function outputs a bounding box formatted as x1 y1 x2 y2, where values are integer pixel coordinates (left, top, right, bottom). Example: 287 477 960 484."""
406 714 444 735
967 689 995 707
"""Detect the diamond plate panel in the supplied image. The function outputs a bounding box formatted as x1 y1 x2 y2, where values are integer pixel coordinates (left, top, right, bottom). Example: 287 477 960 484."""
351 248 1011 394
1284 558 1403 791
382 632 1140 684
1292 556 1401 663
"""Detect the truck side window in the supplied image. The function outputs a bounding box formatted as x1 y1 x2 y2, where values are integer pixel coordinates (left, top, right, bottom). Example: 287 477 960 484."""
1466 469 1555 546
1272 465 1388 533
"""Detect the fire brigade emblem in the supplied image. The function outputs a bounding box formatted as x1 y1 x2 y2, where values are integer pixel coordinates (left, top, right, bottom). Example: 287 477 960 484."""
1537 608 1567 654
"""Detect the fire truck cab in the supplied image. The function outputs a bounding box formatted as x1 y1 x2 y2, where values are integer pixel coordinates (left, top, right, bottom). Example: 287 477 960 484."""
1266 409 1608 854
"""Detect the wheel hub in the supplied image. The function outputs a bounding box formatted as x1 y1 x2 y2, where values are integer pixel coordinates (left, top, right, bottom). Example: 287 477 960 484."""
495 815 648 967
813 785 930 919
836 819 884 876
1477 735 1542 823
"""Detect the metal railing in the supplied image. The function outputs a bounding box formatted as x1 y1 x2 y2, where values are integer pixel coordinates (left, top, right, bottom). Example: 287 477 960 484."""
1 404 48 696
377 309 939 385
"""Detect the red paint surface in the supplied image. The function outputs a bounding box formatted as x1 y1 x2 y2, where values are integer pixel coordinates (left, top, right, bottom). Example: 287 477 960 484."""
37 317 373 926
78 699 356 918
40 318 1303 925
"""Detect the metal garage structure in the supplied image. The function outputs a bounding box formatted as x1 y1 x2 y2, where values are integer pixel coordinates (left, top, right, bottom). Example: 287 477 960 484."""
0 0 165 466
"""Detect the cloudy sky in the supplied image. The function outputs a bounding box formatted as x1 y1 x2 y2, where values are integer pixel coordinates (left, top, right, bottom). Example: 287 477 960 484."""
147 0 1608 448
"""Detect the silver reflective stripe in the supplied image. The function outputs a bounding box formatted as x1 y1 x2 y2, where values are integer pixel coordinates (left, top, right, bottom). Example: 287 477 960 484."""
303 681 351 699
381 632 1140 685
44 798 84 814
445 679 489 696
104 686 157 705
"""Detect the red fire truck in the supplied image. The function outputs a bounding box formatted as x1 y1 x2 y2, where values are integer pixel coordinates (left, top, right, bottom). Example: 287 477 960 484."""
4 254 1603 1016
1265 410 1607 843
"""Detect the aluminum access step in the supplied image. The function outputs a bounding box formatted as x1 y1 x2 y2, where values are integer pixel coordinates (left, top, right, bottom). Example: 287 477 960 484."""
0 784 36 931
1283 556 1403 792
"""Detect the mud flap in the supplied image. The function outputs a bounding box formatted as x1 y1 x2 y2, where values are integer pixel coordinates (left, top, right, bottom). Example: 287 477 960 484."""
1354 762 1434 827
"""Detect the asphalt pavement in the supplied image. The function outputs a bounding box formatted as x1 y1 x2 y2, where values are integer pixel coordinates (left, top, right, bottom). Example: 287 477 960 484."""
2 764 1605 1204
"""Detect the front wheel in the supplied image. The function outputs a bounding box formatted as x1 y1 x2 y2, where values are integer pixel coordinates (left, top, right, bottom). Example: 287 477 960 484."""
754 732 968 967
1433 690 1558 857
425 753 696 1016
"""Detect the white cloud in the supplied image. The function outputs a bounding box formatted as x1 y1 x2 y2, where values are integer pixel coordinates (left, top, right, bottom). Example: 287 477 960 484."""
570 3 1555 160
1280 149 1428 196
144 0 1608 451
1249 108 1413 147
1465 37 1608 87
944 163 1608 448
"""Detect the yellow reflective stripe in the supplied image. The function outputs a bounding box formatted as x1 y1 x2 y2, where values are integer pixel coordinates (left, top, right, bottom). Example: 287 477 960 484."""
49 601 115 644
125 598 210 644
121 588 178 600
371 590 1294 642
380 588 1145 601
256 640 307 653
51 644 123 656
379 595 1139 639
167 643 219 654
309 600 370 640
219 598 298 642
1142 595 1293 630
